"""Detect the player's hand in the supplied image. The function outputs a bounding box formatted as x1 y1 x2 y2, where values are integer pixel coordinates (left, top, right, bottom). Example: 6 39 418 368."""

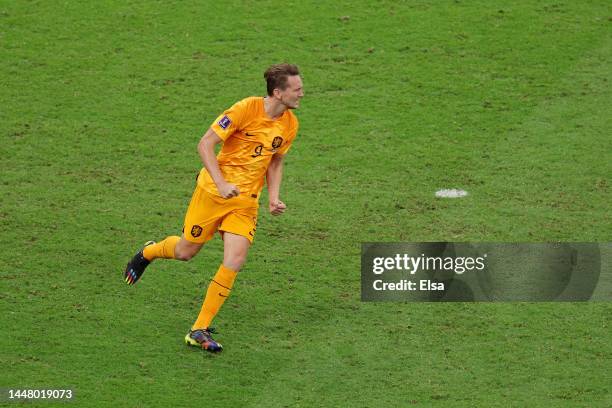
269 200 287 216
218 182 240 199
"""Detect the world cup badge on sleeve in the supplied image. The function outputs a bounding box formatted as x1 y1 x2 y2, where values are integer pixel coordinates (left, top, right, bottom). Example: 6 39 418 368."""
218 115 231 129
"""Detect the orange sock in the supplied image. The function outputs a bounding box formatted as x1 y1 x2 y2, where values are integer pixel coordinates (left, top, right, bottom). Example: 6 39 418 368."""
192 264 237 330
142 236 180 261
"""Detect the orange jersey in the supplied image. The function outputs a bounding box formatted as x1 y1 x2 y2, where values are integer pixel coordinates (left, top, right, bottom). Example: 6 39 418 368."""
197 96 299 197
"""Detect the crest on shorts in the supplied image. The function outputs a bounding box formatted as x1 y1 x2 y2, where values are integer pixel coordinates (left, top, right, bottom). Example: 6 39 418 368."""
218 115 231 129
191 225 203 238
272 136 283 149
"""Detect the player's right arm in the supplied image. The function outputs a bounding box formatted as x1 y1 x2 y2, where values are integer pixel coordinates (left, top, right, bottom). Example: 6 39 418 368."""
198 128 240 198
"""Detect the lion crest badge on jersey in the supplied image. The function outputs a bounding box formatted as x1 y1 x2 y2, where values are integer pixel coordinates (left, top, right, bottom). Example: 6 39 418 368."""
218 115 231 129
272 136 283 149
191 225 203 238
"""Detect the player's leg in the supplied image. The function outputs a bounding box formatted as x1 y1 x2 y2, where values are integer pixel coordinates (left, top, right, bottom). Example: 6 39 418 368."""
124 185 218 285
124 236 204 285
165 236 203 261
139 236 203 264
222 231 251 271
191 232 250 330
186 233 250 352
143 236 181 261
186 206 256 352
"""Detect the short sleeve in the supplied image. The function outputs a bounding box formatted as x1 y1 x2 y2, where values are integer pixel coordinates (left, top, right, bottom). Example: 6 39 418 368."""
210 99 250 141
276 117 299 155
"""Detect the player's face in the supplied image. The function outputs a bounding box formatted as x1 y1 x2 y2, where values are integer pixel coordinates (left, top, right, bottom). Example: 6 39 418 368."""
278 75 304 109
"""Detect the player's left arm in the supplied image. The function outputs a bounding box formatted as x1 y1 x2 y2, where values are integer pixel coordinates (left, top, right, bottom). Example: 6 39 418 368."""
266 153 287 216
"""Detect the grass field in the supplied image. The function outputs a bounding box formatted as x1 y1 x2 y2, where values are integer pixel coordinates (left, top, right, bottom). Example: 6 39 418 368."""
2 1 611 406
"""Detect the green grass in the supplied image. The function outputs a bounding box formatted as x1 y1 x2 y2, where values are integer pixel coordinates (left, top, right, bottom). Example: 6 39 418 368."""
1 1 611 407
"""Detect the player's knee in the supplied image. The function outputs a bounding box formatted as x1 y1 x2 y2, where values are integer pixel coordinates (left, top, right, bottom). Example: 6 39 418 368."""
175 246 198 261
224 253 247 271
175 252 193 261
173 238 204 261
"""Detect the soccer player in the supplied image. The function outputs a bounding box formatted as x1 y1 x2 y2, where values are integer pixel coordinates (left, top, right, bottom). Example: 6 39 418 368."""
124 63 303 352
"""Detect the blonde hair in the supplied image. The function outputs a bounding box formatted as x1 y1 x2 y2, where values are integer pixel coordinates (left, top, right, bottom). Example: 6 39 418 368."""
264 63 300 96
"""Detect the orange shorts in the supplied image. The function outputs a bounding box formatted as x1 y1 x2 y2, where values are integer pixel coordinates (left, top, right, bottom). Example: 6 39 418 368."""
183 185 258 244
